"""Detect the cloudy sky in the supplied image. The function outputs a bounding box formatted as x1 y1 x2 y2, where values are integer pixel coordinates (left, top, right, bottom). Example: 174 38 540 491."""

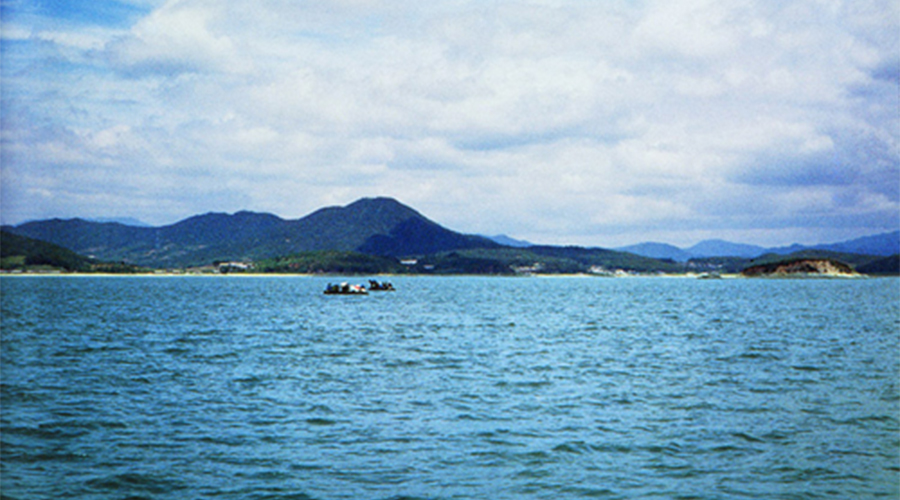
2 0 898 247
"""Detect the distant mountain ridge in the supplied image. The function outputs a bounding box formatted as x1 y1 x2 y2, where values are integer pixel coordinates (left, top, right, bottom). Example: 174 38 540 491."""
484 234 533 248
86 217 152 227
2 197 499 268
617 231 900 261
612 242 693 262
4 197 897 270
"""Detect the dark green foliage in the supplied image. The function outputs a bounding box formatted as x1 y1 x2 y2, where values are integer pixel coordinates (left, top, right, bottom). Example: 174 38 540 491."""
747 250 880 269
4 198 895 275
525 245 683 273
358 217 499 256
415 251 517 275
255 251 405 274
405 246 682 275
2 198 498 268
856 254 900 276
1 231 93 271
1 231 148 273
691 250 890 275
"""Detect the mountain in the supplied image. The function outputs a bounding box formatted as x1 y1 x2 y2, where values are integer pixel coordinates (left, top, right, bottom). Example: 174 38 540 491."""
687 239 767 259
0 231 146 273
856 254 900 275
6 197 897 272
2 197 498 268
1 230 94 271
615 242 693 262
814 231 900 256
622 231 900 260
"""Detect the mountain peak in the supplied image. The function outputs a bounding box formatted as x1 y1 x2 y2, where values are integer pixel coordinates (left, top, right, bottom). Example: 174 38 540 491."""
615 242 692 262
303 197 425 234
342 197 424 220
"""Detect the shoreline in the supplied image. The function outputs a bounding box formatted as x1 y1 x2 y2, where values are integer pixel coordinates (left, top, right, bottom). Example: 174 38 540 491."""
1 271 884 279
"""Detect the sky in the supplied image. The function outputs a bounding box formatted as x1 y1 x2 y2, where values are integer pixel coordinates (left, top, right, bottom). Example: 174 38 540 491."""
1 0 898 248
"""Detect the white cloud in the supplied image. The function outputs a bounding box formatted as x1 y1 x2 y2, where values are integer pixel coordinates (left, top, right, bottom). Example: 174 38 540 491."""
104 0 251 75
2 0 898 246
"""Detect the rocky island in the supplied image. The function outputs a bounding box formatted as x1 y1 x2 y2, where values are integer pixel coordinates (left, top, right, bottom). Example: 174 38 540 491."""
741 258 860 278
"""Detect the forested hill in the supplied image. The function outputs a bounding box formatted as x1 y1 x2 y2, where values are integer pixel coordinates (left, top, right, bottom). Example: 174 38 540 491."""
4 197 897 275
2 198 499 268
1 231 94 271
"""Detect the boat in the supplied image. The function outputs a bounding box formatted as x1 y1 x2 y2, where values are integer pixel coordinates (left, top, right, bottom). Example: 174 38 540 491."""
368 280 396 291
324 283 368 295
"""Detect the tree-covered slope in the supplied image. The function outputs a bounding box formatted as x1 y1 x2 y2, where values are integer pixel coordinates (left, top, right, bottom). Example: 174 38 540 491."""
856 254 900 276
1 230 94 271
2 198 498 267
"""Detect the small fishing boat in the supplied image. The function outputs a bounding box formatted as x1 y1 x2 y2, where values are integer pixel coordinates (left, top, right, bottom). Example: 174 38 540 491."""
324 283 368 295
368 280 395 291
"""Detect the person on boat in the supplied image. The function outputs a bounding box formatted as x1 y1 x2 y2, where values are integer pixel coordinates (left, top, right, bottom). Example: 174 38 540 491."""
368 280 394 291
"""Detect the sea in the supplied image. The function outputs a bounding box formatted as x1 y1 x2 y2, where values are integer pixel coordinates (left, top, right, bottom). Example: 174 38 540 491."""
1 276 898 500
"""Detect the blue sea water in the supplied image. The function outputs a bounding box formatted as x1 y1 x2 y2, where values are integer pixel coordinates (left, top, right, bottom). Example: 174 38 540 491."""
1 276 898 500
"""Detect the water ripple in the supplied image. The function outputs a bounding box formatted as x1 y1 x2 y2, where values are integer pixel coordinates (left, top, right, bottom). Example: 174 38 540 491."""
1 276 897 499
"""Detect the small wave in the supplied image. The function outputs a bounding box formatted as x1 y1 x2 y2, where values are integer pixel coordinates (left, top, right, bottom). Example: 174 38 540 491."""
306 404 335 413
747 386 780 394
289 463 326 472
246 470 294 482
668 401 718 412
1 444 88 464
385 359 422 369
5 424 89 440
252 493 318 500
731 432 764 443
85 472 187 495
791 364 824 372
557 485 617 498
761 430 793 441
829 414 899 430
648 462 698 478
0 383 49 403
455 412 492 422
707 444 742 453
514 450 552 465
305 417 338 426
197 435 245 446
831 448 875 457
591 443 634 454
640 442 683 456
773 466 853 484
552 441 592 455
513 468 552 479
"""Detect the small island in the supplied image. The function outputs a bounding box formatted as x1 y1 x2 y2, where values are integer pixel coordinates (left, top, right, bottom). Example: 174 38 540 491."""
741 258 860 278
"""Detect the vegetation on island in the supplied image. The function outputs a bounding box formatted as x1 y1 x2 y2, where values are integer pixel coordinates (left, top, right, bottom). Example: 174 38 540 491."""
741 258 858 277
0 231 146 273
855 254 900 276
1 231 92 272
254 251 405 275
2 198 496 268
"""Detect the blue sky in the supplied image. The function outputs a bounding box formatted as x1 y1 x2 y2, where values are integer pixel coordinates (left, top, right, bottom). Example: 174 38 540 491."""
1 0 898 247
